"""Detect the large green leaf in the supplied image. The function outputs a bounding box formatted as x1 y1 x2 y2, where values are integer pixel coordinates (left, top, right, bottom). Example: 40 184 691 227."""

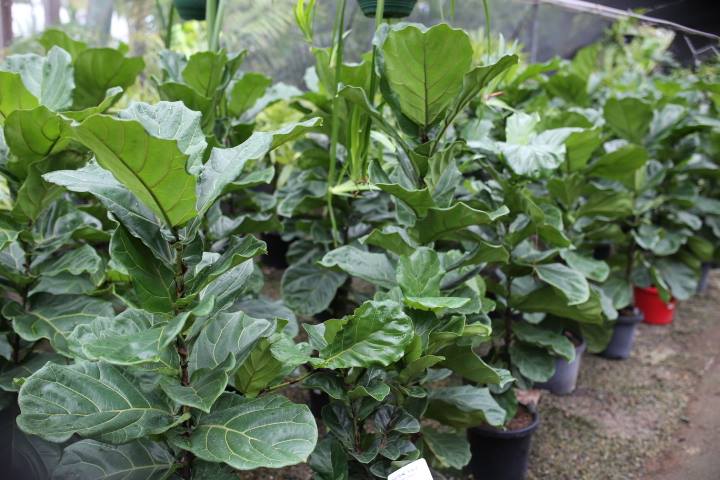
510 343 556 382
17 361 178 443
379 23 473 128
3 106 70 161
119 101 207 174
535 263 590 306
588 144 648 179
421 427 471 470
320 246 396 289
603 97 652 143
229 72 271 117
437 344 510 386
426 385 506 428
53 439 175 480
0 46 74 111
188 311 274 372
110 224 175 312
44 161 175 265
73 48 144 109
281 262 347 316
513 322 575 361
513 286 603 323
3 295 114 356
411 203 509 244
319 300 413 369
198 260 256 315
38 28 88 59
560 250 609 282
177 393 317 470
71 309 187 366
396 247 443 297
0 352 64 392
73 112 198 227
196 118 321 214
0 71 38 122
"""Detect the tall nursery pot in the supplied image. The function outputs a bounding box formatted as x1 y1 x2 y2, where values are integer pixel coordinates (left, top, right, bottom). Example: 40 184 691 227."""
357 0 417 18
635 286 676 325
468 408 540 480
174 0 206 20
697 261 713 295
600 308 643 360
536 336 586 395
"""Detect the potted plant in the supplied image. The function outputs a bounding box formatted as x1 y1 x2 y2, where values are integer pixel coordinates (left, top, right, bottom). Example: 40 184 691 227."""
357 0 417 18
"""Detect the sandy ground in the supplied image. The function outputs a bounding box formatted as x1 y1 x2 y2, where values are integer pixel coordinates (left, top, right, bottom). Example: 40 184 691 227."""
252 267 720 479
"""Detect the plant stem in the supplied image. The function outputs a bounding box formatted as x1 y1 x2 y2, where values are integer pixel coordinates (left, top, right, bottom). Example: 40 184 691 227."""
172 239 194 479
164 3 175 49
326 0 348 247
482 0 491 63
261 371 313 395
504 274 513 363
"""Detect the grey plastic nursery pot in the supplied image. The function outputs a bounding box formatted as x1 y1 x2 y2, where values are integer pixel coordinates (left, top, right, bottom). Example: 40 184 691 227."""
600 308 643 360
357 0 417 18
536 336 586 395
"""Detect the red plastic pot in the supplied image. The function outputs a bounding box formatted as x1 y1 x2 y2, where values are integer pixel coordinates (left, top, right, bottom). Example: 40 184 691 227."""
635 286 676 325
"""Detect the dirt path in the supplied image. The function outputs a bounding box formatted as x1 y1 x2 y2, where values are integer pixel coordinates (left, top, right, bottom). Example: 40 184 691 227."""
528 272 720 480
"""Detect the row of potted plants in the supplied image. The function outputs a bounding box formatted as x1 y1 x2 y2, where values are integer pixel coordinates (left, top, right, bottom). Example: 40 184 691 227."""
0 1 716 479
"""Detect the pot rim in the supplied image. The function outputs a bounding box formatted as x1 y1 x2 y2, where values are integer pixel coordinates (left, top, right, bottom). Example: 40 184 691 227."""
470 409 540 439
617 307 644 325
635 286 677 304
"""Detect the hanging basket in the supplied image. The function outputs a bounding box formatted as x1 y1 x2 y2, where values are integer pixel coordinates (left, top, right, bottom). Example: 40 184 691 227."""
357 0 418 19
173 0 206 21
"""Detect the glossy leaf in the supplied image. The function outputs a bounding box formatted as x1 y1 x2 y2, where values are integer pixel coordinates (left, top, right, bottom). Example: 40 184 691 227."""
535 263 590 306
17 361 178 443
178 393 317 470
73 48 144 109
281 262 347 316
320 246 396 289
1 46 74 110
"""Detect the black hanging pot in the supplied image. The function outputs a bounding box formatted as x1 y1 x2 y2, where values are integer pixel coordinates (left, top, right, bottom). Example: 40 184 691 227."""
357 0 418 18
468 408 540 480
173 0 206 20
600 308 643 360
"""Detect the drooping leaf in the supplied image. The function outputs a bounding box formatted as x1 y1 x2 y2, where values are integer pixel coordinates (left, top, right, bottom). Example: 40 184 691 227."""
43 161 175 265
560 250 609 282
3 295 114 356
535 263 590 306
513 321 575 361
426 385 506 428
52 439 175 480
510 342 556 382
110 224 175 312
320 246 396 289
411 203 509 244
17 361 178 443
319 300 413 369
176 393 317 470
513 286 603 324
437 344 510 386
421 427 471 469
281 262 347 316
196 118 321 214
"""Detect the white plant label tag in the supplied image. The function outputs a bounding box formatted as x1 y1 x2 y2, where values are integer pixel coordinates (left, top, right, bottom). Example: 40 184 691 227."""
388 459 433 480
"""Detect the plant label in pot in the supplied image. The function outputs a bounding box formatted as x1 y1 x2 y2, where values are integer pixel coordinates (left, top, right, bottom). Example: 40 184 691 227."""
388 459 432 480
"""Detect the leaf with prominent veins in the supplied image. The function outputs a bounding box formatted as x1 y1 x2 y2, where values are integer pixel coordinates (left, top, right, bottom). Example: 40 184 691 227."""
73 111 198 227
17 361 179 443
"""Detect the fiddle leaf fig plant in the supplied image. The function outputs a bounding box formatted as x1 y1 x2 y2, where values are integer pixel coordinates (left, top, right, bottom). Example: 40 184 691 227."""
5 99 323 479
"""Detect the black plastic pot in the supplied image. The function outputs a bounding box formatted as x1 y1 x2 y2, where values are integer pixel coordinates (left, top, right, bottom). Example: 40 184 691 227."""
536 336 586 395
260 233 290 269
357 0 418 18
600 308 643 360
468 410 540 480
173 0 206 20
697 261 712 295
308 389 329 418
